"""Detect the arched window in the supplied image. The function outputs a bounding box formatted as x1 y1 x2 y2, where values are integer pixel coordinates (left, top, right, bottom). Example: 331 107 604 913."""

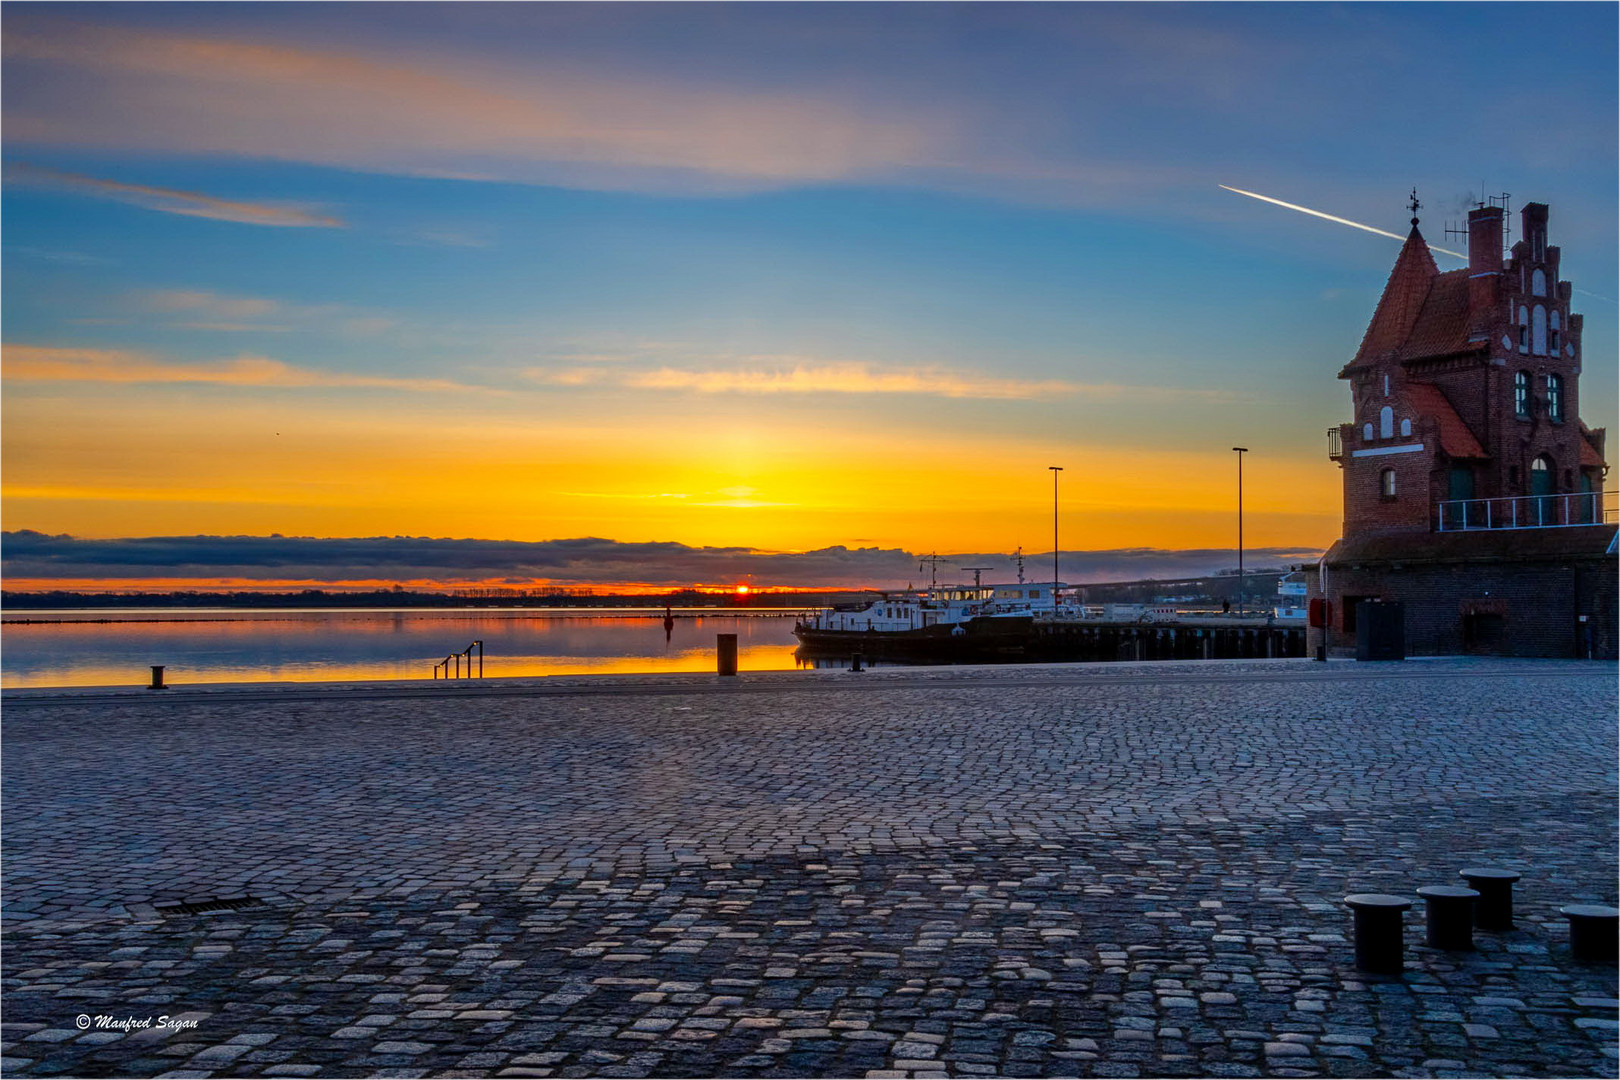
1550 311 1561 353
1532 305 1547 354
1379 405 1394 439
1547 373 1563 422
1362 422 1374 441
1379 468 1396 499
1518 306 1530 353
1513 371 1530 418
1532 268 1547 296
1400 418 1412 437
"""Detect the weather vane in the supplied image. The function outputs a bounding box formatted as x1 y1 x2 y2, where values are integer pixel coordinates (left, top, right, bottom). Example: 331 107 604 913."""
1408 187 1421 228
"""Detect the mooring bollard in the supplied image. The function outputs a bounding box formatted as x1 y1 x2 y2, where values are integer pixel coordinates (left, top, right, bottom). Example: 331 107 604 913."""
716 634 738 677
850 652 864 673
1345 893 1412 974
1416 885 1479 951
1560 904 1619 963
1459 868 1521 931
148 665 168 691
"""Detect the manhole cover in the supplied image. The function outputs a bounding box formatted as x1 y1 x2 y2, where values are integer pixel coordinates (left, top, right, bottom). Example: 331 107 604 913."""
154 896 268 917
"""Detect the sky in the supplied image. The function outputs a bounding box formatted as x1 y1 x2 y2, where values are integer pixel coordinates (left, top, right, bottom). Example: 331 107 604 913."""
3 3 1616 590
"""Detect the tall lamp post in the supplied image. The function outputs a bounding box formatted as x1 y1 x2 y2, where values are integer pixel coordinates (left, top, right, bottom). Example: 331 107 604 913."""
1049 465 1063 615
1232 447 1249 614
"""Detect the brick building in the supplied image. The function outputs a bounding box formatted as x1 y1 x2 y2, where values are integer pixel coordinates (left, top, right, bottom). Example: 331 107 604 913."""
1309 199 1616 658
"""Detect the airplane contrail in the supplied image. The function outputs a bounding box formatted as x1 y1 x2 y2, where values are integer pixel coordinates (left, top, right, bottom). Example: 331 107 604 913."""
1220 184 1467 260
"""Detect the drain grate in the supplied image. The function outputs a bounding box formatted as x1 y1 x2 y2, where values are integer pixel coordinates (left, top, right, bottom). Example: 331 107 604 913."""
154 896 267 917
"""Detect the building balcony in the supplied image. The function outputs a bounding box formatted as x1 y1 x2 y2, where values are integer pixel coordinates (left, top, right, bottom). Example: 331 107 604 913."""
1327 426 1344 459
1435 490 1618 532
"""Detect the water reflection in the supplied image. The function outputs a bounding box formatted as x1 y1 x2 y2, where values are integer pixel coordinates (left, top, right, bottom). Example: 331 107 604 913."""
1 609 810 688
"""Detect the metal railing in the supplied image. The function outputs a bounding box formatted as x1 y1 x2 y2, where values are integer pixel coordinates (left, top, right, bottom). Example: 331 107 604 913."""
433 640 484 679
1326 426 1343 459
1435 490 1617 531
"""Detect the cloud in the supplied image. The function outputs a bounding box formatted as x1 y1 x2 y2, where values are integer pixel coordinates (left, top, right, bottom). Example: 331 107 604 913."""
132 289 393 336
530 361 1232 403
0 18 1163 203
2 345 472 392
0 530 1325 589
4 162 344 228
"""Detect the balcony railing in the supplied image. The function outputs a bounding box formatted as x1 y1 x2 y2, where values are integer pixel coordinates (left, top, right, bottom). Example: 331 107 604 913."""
1326 426 1343 459
1435 490 1618 532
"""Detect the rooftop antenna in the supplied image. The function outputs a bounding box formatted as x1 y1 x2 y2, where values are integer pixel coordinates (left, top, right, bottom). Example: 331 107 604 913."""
960 566 994 589
1013 546 1026 584
918 553 944 590
1487 190 1513 247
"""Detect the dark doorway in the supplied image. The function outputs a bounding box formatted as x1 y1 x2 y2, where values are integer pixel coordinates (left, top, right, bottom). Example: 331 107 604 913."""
1463 612 1506 655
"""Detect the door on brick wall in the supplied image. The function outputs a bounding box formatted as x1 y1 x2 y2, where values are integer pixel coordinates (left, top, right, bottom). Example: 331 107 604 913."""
1531 456 1555 525
1463 612 1506 655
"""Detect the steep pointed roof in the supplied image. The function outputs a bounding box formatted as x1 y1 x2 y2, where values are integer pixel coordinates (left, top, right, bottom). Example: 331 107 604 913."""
1346 226 1440 370
1403 381 1485 459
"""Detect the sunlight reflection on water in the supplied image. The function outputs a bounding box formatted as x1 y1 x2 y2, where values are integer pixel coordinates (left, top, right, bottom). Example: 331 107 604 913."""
0 609 811 688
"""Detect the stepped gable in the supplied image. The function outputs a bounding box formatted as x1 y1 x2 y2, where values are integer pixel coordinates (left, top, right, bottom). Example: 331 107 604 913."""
1345 225 1439 372
1403 381 1485 458
1397 269 1474 362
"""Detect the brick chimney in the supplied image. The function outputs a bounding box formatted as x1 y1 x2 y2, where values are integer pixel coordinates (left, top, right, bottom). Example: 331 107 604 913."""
1467 205 1503 338
1521 202 1549 262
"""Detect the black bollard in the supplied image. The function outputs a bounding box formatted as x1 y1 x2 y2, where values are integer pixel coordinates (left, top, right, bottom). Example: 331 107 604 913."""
850 652 864 673
716 634 738 677
1560 905 1619 963
148 665 168 691
1345 893 1412 974
1416 885 1479 950
1458 868 1521 931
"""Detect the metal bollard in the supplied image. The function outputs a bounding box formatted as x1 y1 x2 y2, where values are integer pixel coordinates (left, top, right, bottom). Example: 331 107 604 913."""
1458 868 1521 931
716 634 738 677
1560 904 1619 963
1416 885 1479 950
1345 893 1412 974
850 652 863 673
149 665 168 691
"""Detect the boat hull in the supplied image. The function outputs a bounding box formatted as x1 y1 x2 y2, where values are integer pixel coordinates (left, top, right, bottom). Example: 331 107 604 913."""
793 616 1036 660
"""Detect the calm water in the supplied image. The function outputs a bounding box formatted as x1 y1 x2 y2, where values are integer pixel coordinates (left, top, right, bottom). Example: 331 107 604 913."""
0 608 822 688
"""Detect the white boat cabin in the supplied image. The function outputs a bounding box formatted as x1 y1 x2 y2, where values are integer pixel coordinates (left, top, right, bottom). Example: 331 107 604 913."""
803 582 1068 632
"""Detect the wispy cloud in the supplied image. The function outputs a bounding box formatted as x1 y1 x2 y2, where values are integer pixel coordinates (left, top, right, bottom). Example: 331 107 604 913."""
133 289 394 337
4 162 344 228
530 360 1233 403
0 18 1161 203
2 345 472 392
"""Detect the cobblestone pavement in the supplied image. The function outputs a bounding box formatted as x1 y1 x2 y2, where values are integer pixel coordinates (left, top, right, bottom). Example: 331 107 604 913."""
3 658 1616 1078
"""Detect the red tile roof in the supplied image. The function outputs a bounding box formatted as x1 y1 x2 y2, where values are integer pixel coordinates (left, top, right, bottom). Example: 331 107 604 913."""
1397 269 1474 361
1325 523 1617 566
1350 227 1439 367
1580 435 1605 469
1403 381 1486 459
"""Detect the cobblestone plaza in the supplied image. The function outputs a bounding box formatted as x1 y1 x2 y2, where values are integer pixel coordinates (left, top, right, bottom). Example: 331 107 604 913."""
3 658 1616 1078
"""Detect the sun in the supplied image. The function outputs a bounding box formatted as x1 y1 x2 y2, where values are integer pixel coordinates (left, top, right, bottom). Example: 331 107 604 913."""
735 584 750 595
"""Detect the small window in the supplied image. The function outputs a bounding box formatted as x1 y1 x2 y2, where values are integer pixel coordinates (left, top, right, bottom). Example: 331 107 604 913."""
1514 371 1530 419
1550 311 1561 352
1379 468 1397 499
1379 406 1394 439
1362 422 1374 441
1400 418 1412 437
1518 306 1530 353
1547 373 1563 422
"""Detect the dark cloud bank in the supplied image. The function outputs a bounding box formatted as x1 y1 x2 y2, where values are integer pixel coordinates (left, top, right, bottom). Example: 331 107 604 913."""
2 531 1323 589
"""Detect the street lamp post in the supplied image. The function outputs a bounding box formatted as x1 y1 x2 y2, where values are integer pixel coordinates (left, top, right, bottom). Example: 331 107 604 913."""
1049 466 1063 615
1232 447 1249 614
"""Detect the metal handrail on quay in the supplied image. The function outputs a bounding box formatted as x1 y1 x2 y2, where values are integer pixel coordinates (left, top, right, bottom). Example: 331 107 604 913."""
433 640 483 679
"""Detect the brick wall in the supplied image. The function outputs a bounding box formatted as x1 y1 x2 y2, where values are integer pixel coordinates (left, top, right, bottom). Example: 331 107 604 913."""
1307 552 1618 659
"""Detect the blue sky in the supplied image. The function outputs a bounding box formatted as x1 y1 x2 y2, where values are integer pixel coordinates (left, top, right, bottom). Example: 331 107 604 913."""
3 3 1615 586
